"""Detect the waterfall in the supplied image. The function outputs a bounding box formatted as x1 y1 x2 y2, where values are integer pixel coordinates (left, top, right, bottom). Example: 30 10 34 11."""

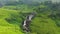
22 12 36 32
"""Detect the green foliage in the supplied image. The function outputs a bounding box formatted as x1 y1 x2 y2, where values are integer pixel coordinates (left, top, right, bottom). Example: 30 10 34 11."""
29 1 60 34
0 8 24 34
0 0 60 34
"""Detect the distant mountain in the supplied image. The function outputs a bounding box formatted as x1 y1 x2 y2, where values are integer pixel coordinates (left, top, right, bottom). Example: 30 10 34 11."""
0 0 60 6
0 0 60 3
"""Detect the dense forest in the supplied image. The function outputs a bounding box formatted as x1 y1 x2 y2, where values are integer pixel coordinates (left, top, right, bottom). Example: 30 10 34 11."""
0 0 60 34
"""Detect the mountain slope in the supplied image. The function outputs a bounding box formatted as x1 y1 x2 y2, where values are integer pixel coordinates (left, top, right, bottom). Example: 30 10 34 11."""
0 8 24 34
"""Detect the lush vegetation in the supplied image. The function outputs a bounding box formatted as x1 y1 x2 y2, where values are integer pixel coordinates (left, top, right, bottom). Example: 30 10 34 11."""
0 0 60 34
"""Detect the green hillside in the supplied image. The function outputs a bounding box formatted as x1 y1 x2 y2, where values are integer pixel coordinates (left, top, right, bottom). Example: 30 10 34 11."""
0 0 60 34
0 8 24 34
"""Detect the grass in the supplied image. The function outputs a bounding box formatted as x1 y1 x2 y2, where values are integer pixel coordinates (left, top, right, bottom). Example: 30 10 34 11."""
0 8 24 34
30 15 60 34
0 5 60 34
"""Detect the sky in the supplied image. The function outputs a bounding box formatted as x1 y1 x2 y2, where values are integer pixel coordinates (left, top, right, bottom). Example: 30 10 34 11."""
52 0 60 2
